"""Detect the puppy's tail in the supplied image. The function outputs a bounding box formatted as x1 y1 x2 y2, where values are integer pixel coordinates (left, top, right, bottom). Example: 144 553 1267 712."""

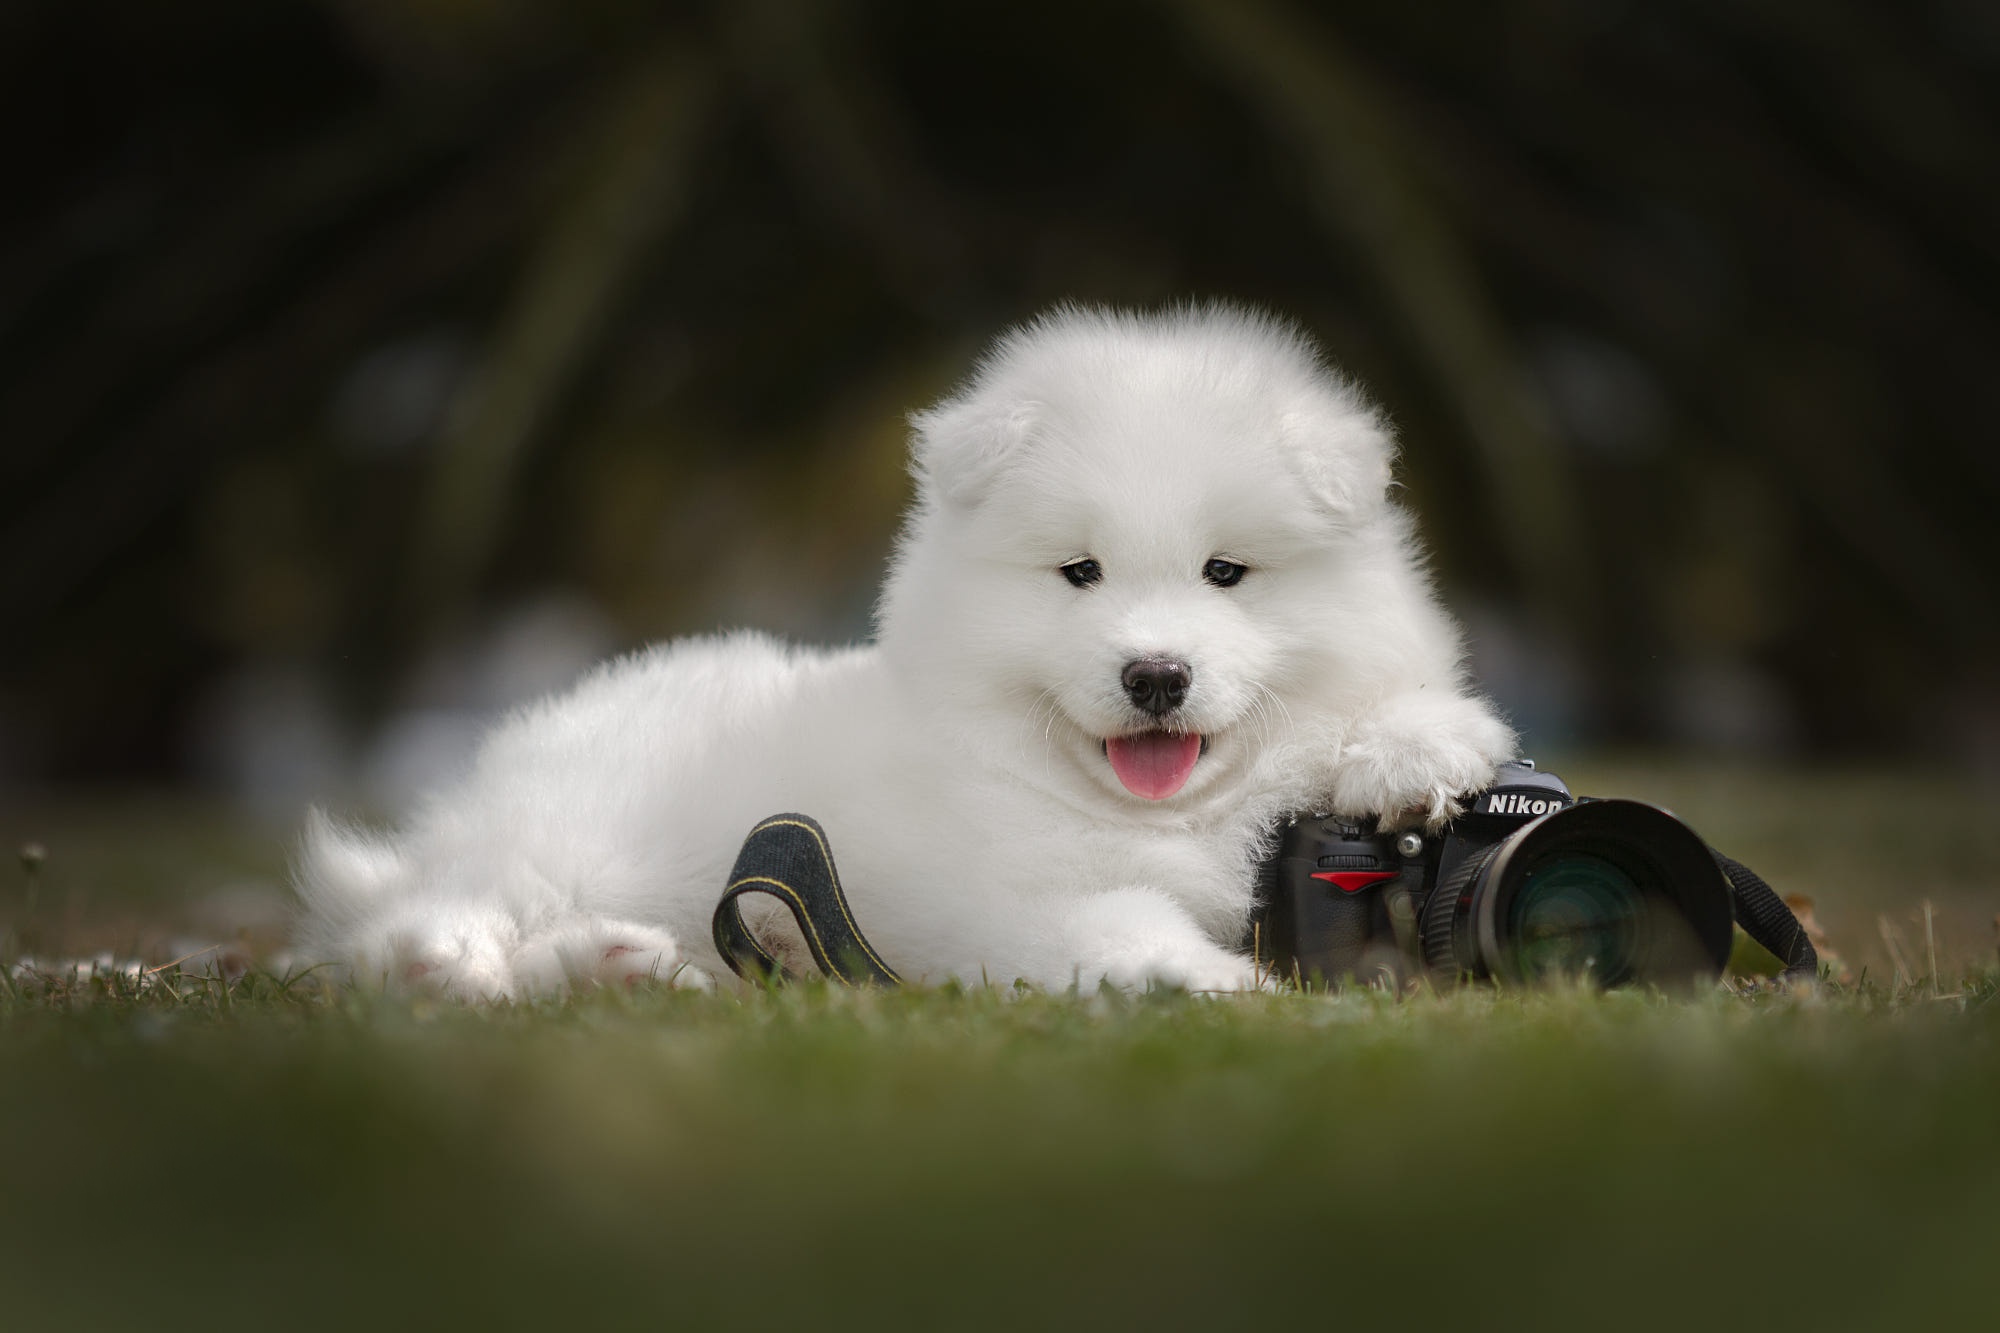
293 808 408 932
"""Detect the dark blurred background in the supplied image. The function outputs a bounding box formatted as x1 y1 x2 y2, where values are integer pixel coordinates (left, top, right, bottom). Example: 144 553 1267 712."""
4 0 1998 819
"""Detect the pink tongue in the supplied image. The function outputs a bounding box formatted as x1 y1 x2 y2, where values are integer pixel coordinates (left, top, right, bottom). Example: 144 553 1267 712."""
1105 732 1203 800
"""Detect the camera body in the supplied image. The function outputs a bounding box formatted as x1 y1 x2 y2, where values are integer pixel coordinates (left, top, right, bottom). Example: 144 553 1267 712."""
1254 761 1736 988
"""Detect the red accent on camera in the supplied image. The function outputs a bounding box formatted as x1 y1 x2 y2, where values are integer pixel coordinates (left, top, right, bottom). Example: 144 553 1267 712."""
1309 870 1399 894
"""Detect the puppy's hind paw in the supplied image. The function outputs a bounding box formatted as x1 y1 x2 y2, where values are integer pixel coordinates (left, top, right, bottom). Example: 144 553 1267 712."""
593 938 715 992
512 919 714 995
372 924 517 1000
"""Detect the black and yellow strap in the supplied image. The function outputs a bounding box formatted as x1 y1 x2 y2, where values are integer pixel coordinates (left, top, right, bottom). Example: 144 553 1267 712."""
711 814 903 986
1714 850 1819 985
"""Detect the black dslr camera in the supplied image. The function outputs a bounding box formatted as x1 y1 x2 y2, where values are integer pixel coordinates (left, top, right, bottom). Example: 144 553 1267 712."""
1252 760 1811 989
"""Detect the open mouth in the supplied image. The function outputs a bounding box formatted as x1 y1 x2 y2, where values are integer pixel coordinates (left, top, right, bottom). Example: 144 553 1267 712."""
1101 731 1208 800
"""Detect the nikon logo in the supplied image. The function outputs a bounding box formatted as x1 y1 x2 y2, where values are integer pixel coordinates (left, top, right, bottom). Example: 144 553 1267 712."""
1485 792 1566 817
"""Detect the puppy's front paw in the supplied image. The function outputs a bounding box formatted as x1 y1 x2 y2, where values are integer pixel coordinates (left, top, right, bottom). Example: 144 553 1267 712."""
1329 692 1515 831
1062 888 1269 996
1097 943 1266 995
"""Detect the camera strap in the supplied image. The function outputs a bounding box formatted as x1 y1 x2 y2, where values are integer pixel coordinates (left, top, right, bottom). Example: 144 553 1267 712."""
1713 851 1819 984
711 813 903 986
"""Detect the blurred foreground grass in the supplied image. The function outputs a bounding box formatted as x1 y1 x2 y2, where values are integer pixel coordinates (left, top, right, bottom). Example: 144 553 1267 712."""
2 757 1997 1329
1 980 1996 1329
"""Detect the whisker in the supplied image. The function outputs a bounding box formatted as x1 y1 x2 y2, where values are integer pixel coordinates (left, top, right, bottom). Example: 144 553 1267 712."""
1013 685 1067 783
1250 681 1294 757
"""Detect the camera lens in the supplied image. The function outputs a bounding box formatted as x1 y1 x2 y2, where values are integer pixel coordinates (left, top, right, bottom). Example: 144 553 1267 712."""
1420 800 1734 989
1506 852 1644 982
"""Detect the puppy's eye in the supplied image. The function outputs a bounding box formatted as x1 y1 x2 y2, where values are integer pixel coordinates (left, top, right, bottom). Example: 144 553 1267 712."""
1061 558 1103 589
1203 558 1248 588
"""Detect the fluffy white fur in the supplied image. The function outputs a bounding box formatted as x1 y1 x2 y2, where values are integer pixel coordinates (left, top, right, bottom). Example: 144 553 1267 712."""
294 305 1515 997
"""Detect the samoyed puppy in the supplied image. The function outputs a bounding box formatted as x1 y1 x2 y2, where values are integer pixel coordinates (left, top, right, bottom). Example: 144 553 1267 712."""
294 304 1514 997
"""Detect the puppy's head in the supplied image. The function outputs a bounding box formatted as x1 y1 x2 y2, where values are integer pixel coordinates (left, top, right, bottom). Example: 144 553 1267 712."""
879 304 1409 810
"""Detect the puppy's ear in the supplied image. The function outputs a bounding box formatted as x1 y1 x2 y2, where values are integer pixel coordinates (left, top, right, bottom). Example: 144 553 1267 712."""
1279 395 1396 521
908 394 1039 507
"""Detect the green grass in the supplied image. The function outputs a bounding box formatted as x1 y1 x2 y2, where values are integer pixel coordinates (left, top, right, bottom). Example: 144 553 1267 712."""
4 759 1997 1330
2 974 1997 1330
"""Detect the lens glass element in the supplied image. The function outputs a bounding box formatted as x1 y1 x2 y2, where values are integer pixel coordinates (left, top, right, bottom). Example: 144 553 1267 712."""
1507 853 1644 982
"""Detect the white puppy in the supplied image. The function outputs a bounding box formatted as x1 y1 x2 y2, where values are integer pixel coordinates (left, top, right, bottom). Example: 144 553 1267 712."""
294 305 1514 996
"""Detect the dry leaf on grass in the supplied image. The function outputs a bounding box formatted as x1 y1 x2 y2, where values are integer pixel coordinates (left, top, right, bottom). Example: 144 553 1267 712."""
1786 894 1852 983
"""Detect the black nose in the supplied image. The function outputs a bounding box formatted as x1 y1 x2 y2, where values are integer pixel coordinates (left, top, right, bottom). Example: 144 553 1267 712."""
1122 658 1191 716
